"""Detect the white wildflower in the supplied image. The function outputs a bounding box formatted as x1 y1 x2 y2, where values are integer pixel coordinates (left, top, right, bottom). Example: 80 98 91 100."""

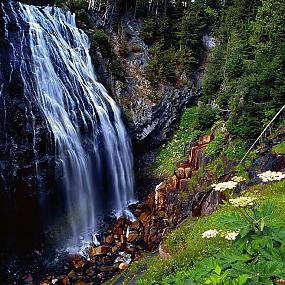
225 231 239 241
212 181 238 192
229 196 257 207
258 171 285 182
231 176 246 183
202 229 219 239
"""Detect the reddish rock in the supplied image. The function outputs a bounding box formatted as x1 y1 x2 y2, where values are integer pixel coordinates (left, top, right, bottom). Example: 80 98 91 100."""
67 271 76 279
119 262 128 270
120 234 127 244
159 243 171 259
139 211 151 223
111 246 118 253
69 255 86 269
88 245 109 257
97 265 113 272
169 175 178 188
130 220 141 230
115 216 127 228
145 195 155 208
116 241 126 250
155 189 166 207
113 227 124 235
185 167 192 178
179 178 189 191
179 161 190 168
155 182 167 191
113 234 120 240
74 281 92 285
105 235 114 244
127 232 139 242
176 167 185 179
200 134 212 144
61 276 70 285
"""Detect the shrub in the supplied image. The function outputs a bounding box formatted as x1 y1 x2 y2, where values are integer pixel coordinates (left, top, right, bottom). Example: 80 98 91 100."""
205 134 226 158
272 141 285 155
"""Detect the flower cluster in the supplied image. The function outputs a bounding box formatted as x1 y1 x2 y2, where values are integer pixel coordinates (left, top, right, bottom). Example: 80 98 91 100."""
229 196 257 207
211 181 238 192
202 229 240 241
224 231 239 241
258 171 285 182
231 176 246 183
202 229 219 239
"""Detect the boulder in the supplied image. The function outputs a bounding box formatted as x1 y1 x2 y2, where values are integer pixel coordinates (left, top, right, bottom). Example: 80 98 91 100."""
159 243 171 259
176 168 185 179
127 232 139 242
119 262 128 270
185 168 192 178
139 211 151 223
105 235 114 244
88 245 109 257
69 255 86 269
113 227 124 235
179 179 189 192
130 220 141 230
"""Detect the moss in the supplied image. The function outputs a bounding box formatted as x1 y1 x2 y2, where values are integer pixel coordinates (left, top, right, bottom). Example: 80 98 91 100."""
207 157 225 181
204 134 226 158
147 90 160 103
272 141 285 155
188 175 199 193
233 164 249 181
223 139 247 161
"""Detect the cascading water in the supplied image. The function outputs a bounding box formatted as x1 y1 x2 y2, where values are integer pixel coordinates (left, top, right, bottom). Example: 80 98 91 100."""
0 1 135 246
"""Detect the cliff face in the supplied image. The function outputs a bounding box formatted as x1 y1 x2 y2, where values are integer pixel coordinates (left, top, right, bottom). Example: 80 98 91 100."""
76 11 205 149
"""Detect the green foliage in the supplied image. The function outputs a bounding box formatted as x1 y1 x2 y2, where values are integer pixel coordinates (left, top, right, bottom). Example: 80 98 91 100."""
152 106 207 177
272 141 285 155
93 29 112 57
141 1 219 86
207 157 225 180
203 0 285 140
92 29 125 80
110 58 125 79
205 134 226 158
223 140 247 161
145 43 177 86
194 104 220 131
54 0 86 9
148 90 160 103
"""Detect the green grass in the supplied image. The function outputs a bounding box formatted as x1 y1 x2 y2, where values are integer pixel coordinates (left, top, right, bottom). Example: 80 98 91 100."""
272 141 285 155
152 107 205 177
108 179 285 285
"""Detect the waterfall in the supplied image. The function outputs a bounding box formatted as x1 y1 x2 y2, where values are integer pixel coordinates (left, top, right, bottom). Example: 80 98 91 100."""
1 1 135 245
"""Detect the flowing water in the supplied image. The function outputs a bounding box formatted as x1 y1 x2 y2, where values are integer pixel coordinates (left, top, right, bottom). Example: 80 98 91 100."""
1 1 135 246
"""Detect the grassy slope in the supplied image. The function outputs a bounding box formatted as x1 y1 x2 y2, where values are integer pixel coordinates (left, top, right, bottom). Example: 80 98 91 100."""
105 179 285 285
152 106 212 178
